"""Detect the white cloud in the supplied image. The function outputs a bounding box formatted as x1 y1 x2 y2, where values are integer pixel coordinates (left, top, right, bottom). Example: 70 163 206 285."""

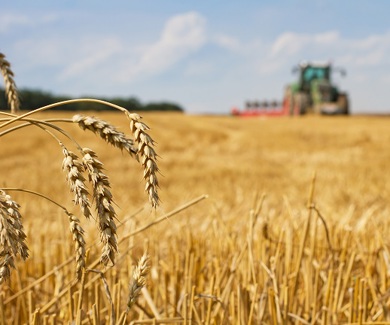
270 32 308 57
0 13 31 33
250 30 390 76
270 31 339 57
59 38 122 79
350 34 386 51
354 50 384 66
184 60 215 76
341 32 390 67
119 12 207 81
10 12 207 90
14 38 69 66
213 34 240 52
313 31 339 44
41 13 60 24
0 12 61 33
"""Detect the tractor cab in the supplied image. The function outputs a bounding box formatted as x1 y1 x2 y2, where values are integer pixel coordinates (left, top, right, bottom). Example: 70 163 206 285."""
294 62 331 92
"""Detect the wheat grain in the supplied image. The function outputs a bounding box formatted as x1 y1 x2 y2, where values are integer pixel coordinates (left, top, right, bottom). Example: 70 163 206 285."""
126 252 150 312
61 146 92 219
66 212 86 280
0 53 19 114
82 148 118 266
126 112 160 208
72 115 137 157
0 190 28 283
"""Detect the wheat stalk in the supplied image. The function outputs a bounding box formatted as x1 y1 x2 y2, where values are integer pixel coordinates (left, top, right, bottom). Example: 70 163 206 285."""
82 148 118 266
0 53 19 114
0 190 28 283
62 146 92 219
126 252 150 313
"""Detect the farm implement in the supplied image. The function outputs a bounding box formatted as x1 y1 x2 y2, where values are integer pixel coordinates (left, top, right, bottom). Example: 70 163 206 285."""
231 61 350 117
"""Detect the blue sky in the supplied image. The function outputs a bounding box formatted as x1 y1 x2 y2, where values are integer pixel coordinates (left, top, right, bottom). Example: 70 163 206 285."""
2 0 390 114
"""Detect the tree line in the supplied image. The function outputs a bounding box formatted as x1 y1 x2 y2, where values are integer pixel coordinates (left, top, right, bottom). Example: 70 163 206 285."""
0 87 184 112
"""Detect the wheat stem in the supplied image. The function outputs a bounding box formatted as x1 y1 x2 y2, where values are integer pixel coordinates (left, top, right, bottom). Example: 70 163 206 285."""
0 98 129 130
0 117 83 151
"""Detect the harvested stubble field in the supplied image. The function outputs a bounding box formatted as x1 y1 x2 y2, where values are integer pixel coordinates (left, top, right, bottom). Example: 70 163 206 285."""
1 111 390 324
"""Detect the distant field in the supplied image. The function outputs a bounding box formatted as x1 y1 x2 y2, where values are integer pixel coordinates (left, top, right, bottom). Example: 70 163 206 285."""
1 111 390 324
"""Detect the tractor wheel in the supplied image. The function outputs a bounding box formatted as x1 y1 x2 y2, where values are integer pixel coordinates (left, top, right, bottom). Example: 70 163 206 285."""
337 93 349 115
294 92 309 115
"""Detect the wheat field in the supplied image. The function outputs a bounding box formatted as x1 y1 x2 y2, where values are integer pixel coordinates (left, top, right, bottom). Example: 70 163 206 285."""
1 110 390 324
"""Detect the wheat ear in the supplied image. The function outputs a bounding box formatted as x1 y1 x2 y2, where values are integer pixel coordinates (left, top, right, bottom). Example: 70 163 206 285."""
126 113 160 208
126 252 150 312
0 190 29 283
0 53 19 114
82 148 118 266
72 115 137 157
62 146 92 219
66 212 86 280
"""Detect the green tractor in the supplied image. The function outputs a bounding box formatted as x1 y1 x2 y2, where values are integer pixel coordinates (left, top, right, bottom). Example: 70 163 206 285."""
284 61 349 115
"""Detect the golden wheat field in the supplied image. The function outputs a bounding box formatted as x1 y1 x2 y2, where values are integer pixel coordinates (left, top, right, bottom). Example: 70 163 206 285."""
1 110 390 324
